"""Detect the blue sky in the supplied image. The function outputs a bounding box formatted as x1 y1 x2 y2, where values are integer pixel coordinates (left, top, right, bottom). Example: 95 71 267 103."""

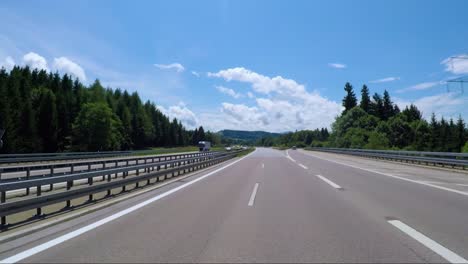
1 0 468 132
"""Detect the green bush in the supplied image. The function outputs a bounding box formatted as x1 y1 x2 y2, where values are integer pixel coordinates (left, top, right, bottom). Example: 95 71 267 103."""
365 131 389 150
463 141 468 153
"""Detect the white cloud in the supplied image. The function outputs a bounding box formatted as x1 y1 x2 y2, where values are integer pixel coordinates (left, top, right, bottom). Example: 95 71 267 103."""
191 71 200 77
53 57 86 81
395 93 467 120
397 81 442 93
441 55 468 75
1 56 15 71
328 63 346 69
370 77 400 83
409 82 440 90
222 103 269 126
208 67 307 96
208 67 343 131
158 102 198 129
247 91 254 98
154 63 185 72
215 85 242 99
23 52 48 71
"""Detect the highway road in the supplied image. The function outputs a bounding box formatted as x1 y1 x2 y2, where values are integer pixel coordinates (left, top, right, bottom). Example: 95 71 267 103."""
1 147 468 263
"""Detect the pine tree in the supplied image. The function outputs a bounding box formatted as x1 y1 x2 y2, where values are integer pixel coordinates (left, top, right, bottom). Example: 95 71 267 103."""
382 90 394 120
4 67 23 152
198 126 206 141
17 99 37 152
37 89 58 152
0 68 9 153
360 85 371 113
429 113 439 151
402 104 422 122
456 115 466 152
342 82 357 114
370 93 384 119
192 128 199 145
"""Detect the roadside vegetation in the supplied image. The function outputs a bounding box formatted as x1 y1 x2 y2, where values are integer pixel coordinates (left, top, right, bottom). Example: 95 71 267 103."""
258 82 468 152
0 66 221 153
134 146 226 156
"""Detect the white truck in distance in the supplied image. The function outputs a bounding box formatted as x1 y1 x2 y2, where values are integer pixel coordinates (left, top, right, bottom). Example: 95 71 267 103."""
198 141 211 151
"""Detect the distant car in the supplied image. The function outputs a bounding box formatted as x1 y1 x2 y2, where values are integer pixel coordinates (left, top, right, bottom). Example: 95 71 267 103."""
292 146 297 150
225 147 232 151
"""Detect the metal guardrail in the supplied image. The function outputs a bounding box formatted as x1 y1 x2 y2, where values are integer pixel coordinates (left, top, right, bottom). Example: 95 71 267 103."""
0 151 133 164
0 151 222 181
0 150 247 229
309 147 468 169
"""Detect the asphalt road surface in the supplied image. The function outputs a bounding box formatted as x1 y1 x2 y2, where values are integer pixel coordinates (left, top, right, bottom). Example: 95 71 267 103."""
1 147 468 263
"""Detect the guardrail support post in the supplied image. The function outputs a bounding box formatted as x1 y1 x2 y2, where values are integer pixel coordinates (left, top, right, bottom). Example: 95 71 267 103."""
88 176 93 201
66 179 73 207
102 162 106 181
25 167 31 195
115 161 118 178
49 166 54 190
107 174 112 196
126 160 129 176
1 191 6 228
36 185 42 216
136 160 139 175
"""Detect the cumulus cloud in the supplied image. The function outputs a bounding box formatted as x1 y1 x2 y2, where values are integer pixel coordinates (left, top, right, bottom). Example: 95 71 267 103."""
53 57 86 81
158 102 198 129
208 67 343 131
247 91 254 98
154 63 185 72
23 52 48 71
208 67 307 96
328 63 346 69
370 77 400 83
395 93 467 119
191 71 200 77
1 56 15 71
442 55 468 75
215 85 242 99
222 103 269 126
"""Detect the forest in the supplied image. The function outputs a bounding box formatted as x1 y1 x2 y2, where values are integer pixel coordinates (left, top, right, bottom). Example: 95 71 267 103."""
2 66 467 153
259 83 468 152
0 66 218 153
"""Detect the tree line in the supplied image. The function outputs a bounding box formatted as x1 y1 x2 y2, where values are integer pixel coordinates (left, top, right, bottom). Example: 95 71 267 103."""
256 128 329 148
0 66 211 153
258 82 468 152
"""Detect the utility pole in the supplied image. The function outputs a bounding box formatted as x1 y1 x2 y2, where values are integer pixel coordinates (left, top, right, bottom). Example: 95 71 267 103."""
446 55 468 94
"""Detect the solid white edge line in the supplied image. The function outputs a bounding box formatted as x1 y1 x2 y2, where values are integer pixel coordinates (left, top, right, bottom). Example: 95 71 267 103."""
316 174 342 190
301 151 468 198
298 163 308 170
388 220 467 263
0 150 257 264
248 183 259 207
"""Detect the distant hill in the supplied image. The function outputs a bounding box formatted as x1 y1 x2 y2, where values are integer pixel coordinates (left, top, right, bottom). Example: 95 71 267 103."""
218 130 282 143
